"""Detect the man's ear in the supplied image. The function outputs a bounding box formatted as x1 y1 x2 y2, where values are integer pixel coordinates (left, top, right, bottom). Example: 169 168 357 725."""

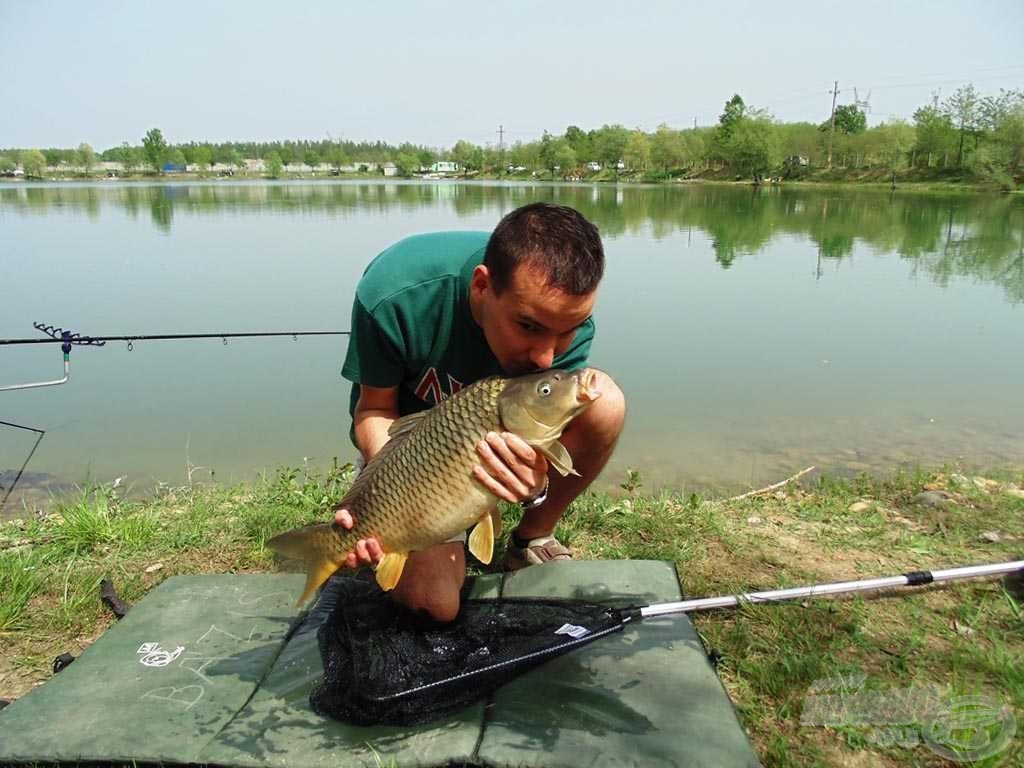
470 264 491 295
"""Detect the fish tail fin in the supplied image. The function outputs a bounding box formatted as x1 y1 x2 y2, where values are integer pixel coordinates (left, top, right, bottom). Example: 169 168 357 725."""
267 524 342 606
296 559 340 607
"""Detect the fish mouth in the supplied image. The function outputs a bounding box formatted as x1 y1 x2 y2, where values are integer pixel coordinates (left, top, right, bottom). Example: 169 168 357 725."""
576 369 602 404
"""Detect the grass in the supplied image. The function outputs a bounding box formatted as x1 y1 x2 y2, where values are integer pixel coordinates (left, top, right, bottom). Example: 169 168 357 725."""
2 462 1023 767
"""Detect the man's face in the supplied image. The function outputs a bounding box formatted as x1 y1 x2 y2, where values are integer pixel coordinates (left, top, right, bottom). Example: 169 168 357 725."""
470 262 596 376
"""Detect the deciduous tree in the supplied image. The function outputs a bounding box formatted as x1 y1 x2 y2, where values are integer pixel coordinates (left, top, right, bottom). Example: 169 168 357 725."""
23 149 47 177
266 151 283 178
142 128 168 172
76 142 95 172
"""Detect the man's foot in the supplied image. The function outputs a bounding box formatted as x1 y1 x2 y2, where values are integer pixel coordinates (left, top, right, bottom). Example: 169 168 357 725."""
503 534 573 571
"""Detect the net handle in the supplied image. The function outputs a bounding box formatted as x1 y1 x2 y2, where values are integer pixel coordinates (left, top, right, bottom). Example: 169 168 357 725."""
640 560 1024 617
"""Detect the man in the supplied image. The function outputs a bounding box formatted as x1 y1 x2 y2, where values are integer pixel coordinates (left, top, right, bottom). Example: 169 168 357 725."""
335 202 625 621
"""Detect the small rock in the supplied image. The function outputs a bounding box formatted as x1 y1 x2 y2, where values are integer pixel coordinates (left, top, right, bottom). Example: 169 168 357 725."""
950 619 975 638
1004 487 1024 500
950 474 970 487
912 491 955 509
746 516 764 526
773 491 788 500
972 476 1000 493
848 501 872 513
144 563 164 574
979 531 1003 543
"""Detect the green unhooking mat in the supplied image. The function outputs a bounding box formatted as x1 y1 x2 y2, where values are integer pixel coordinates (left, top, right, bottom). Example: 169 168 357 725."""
0 561 759 767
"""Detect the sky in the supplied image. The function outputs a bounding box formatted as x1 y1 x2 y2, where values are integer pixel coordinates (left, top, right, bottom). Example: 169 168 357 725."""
1 0 1023 151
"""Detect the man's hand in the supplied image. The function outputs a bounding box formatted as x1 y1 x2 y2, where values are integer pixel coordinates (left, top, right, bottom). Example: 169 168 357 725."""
473 431 549 504
334 507 384 568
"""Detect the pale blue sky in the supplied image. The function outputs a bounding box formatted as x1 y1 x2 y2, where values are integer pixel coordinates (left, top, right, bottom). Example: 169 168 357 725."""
1 0 1022 150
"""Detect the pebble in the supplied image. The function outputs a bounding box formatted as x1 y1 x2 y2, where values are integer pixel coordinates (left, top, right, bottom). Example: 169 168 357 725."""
979 531 1003 543
951 620 975 638
912 491 955 509
972 476 1000 493
848 501 872 513
144 563 164 574
746 516 764 526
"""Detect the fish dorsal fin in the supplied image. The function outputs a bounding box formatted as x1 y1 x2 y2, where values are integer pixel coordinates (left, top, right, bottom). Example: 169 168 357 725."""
468 511 495 565
339 411 429 505
387 410 429 441
537 440 580 477
375 551 409 591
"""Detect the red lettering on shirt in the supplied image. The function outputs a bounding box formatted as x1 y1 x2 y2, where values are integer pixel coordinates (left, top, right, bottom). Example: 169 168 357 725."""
414 368 466 404
414 368 444 404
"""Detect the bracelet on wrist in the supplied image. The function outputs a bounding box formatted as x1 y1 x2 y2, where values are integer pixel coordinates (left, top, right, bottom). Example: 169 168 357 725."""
520 476 550 510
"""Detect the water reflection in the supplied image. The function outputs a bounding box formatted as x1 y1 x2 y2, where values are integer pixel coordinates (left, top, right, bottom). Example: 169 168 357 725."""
4 181 1022 302
2 181 1023 503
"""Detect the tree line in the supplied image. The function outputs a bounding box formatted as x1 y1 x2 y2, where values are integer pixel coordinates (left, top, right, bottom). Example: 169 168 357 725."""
2 84 1022 187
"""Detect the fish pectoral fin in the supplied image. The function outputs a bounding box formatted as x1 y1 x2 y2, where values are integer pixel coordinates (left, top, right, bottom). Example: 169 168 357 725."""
375 551 409 591
296 558 339 607
537 440 580 477
468 512 495 565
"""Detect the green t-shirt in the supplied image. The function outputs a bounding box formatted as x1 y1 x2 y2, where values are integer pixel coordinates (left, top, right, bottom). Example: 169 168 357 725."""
341 231 595 443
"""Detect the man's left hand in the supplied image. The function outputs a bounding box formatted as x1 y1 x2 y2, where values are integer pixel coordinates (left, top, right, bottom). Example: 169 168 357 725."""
473 431 548 504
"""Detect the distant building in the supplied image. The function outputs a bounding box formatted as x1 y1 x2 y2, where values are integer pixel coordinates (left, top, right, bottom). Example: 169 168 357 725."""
382 162 399 177
430 161 460 173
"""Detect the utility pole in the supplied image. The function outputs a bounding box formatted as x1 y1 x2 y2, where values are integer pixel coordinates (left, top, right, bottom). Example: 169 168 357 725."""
826 80 839 169
497 125 505 174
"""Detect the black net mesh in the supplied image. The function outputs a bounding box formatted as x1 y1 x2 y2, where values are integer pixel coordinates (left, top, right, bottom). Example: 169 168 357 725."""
310 574 628 726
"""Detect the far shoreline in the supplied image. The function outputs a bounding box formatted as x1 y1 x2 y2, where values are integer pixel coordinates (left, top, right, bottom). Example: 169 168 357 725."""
2 170 1017 195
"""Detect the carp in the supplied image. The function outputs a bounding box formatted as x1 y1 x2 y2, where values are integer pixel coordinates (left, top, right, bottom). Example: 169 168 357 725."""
269 368 601 604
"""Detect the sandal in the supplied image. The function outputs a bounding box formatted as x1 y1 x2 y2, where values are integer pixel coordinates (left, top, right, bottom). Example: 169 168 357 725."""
503 534 573 571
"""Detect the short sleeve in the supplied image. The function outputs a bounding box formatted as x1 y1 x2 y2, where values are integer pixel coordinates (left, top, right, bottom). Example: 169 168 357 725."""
341 295 406 387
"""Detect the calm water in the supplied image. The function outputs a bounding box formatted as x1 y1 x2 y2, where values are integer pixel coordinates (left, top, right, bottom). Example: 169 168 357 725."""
2 180 1023 513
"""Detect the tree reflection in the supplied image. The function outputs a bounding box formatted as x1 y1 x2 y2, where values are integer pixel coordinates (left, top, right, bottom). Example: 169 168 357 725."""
1 181 1021 302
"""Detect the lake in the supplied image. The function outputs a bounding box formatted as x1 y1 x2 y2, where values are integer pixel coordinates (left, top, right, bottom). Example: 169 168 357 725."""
2 180 1023 515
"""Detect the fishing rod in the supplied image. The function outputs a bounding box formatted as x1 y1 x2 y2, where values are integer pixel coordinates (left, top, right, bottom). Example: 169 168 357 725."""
316 559 1024 725
0 322 350 391
0 322 350 346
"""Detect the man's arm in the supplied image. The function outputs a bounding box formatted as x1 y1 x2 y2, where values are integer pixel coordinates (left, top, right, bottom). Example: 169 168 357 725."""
352 383 400 462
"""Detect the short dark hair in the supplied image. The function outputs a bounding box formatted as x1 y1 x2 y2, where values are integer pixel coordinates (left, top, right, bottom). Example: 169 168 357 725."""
484 203 604 295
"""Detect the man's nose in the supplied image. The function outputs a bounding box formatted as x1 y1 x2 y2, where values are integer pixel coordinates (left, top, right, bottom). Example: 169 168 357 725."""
529 342 556 370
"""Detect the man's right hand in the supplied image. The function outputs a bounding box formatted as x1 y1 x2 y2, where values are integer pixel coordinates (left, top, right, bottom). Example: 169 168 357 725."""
334 507 384 568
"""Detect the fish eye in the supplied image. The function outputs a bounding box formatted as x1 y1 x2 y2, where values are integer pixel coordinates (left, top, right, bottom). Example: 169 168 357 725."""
537 381 553 397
